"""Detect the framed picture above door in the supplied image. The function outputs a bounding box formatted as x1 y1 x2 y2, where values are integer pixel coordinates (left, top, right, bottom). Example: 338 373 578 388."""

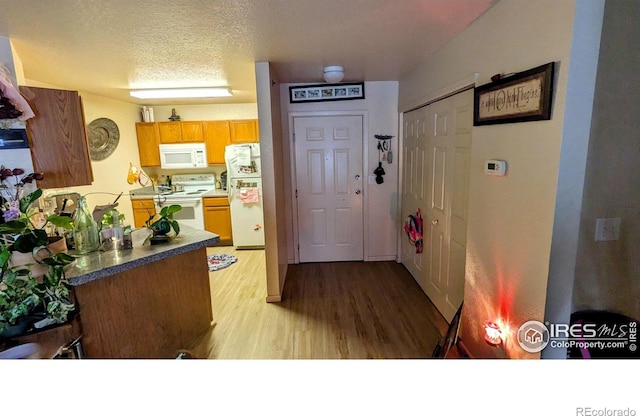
289 82 365 103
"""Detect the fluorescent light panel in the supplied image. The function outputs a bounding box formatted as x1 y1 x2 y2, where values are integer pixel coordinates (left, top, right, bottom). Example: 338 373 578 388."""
130 87 232 99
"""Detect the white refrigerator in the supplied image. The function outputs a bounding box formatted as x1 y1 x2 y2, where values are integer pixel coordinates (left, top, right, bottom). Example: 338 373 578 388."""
225 143 265 248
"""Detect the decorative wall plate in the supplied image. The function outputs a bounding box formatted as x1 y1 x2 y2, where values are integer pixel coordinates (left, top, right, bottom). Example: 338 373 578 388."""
87 117 120 160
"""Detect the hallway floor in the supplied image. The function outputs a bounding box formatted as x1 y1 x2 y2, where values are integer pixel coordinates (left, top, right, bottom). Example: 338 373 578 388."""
190 246 448 359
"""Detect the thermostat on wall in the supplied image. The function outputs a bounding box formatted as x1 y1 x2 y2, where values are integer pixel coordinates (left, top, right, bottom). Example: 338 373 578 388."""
485 159 507 176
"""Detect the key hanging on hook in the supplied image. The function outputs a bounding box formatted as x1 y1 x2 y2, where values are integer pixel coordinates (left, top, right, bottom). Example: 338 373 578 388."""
374 134 394 164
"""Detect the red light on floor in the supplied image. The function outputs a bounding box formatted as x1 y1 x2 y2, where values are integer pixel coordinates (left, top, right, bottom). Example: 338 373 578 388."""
484 321 502 346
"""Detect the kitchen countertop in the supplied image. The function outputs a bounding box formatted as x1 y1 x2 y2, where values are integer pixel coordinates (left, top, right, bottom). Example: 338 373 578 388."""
129 186 228 199
202 189 228 198
65 225 219 286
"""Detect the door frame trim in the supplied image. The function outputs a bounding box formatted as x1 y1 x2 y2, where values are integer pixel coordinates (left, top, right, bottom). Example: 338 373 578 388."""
288 111 369 264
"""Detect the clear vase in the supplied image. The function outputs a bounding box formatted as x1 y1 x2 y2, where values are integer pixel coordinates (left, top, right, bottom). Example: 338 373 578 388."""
72 196 99 254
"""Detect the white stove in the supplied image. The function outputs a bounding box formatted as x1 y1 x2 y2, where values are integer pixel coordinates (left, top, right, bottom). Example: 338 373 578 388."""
153 173 216 230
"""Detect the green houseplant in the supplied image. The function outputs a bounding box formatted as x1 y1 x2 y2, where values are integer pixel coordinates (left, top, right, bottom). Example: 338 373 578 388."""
0 167 73 254
0 167 77 337
146 204 182 236
0 243 76 337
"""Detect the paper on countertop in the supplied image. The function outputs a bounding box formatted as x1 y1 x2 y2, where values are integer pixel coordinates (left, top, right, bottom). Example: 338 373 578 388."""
237 146 252 166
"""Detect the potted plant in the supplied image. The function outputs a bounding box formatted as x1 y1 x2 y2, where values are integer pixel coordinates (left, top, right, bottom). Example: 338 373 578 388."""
0 244 42 337
145 204 182 244
0 167 73 274
0 243 76 338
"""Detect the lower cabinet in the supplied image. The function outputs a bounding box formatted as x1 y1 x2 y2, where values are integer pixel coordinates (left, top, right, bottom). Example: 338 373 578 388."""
203 197 232 245
131 199 156 228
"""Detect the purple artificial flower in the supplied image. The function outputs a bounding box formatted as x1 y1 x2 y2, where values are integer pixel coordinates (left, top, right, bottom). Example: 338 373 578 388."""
2 201 20 222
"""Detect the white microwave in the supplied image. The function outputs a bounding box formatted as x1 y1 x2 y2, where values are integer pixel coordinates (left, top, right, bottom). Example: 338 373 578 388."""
159 143 208 169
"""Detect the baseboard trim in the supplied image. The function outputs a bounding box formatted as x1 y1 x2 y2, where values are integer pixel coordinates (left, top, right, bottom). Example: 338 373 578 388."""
366 255 397 262
266 295 282 303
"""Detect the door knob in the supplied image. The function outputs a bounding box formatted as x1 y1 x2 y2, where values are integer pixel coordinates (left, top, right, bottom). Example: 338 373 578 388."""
355 189 361 195
432 219 438 225
355 174 361 181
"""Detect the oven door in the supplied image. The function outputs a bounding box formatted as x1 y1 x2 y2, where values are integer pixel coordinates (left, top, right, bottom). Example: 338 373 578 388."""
154 197 204 230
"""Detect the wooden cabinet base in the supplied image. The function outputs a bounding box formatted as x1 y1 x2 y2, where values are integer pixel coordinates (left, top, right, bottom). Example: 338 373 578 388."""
73 247 213 358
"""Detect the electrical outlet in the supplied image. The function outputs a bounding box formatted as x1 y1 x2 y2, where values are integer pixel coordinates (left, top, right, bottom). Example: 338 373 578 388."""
595 218 621 241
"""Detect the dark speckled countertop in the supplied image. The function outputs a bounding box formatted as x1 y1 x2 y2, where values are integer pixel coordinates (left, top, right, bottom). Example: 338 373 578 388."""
65 226 219 286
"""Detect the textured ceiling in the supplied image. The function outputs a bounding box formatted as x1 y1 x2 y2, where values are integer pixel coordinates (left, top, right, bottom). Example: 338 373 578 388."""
0 0 496 106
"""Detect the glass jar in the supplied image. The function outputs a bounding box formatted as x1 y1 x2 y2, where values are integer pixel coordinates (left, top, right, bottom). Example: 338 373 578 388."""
73 196 100 254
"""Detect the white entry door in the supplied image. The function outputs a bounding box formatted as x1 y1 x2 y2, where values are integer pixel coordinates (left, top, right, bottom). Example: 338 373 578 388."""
294 115 364 263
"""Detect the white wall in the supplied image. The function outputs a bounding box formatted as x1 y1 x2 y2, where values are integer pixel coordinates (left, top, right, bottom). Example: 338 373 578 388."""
572 0 640 320
280 81 399 263
0 36 18 85
542 0 605 359
146 104 257 123
399 0 581 358
256 62 288 302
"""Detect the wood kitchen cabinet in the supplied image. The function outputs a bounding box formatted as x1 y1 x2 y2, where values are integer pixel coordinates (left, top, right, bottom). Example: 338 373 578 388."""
158 121 204 143
158 121 183 143
131 198 156 228
229 119 259 143
19 86 94 188
203 120 230 165
204 197 232 245
135 118 257 166
180 121 204 142
135 122 161 167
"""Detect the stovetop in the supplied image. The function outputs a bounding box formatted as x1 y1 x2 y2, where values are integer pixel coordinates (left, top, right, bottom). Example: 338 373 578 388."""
171 173 216 186
163 188 214 198
162 173 216 198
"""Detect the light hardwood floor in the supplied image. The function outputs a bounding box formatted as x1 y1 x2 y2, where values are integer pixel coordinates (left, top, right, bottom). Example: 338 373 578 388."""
189 246 449 359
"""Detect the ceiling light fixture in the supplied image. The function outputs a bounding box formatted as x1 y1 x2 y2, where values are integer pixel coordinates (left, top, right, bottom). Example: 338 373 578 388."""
323 66 344 83
129 87 233 99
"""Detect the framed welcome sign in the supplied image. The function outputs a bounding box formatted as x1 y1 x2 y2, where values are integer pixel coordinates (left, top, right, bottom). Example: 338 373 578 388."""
474 62 555 126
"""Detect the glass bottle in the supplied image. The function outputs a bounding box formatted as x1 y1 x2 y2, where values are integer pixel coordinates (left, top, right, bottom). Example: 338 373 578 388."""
73 196 100 254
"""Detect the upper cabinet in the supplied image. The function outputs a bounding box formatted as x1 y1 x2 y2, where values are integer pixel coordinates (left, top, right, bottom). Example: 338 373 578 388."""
229 119 259 143
158 121 204 143
19 86 94 188
158 121 182 143
203 121 230 165
180 121 204 142
135 118 258 166
135 122 161 167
